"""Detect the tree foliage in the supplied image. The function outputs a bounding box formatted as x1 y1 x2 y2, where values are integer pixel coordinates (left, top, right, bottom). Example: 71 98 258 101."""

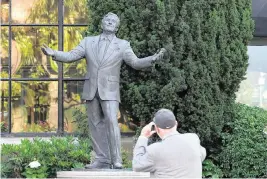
87 0 254 153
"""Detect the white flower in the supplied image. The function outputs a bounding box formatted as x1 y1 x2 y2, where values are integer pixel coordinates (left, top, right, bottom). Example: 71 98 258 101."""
72 138 79 146
29 161 41 168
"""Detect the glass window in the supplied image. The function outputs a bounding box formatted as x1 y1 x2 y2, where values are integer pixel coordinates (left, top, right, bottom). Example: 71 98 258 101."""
64 0 89 24
63 27 87 78
236 46 267 110
11 26 58 78
0 27 9 78
249 37 267 46
1 0 92 135
11 81 58 132
11 0 58 24
1 0 9 24
63 81 85 133
0 81 9 132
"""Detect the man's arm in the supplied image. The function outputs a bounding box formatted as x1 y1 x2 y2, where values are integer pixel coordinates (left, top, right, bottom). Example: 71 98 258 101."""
41 38 86 63
123 42 165 70
132 136 156 172
132 122 157 172
194 134 206 162
200 145 206 162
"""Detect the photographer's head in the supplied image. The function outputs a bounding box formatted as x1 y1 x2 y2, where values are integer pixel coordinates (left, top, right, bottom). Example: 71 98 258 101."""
153 109 177 139
140 108 177 139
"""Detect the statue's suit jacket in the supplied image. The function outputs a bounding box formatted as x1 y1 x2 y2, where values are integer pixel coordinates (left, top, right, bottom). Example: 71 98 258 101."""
53 35 154 102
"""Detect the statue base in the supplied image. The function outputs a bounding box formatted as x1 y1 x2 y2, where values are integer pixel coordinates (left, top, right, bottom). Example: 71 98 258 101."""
57 168 150 178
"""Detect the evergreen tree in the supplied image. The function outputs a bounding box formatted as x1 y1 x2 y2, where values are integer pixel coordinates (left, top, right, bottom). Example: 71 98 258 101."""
86 0 253 154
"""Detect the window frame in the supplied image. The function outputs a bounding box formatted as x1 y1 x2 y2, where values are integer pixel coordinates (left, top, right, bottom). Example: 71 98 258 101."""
1 0 88 137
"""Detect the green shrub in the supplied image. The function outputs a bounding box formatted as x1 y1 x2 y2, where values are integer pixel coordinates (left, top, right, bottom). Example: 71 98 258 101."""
202 159 223 178
122 149 132 169
0 121 8 132
22 161 48 178
219 104 267 178
72 162 86 169
71 106 90 138
1 137 92 178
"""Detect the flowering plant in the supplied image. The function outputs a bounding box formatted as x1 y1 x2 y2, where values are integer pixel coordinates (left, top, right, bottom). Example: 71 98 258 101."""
22 160 48 178
29 161 41 168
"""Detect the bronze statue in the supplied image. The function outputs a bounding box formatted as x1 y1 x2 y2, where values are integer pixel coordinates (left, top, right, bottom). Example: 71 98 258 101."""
41 12 166 169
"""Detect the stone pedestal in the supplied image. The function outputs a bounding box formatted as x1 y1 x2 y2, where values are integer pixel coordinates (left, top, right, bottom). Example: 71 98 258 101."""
57 169 150 178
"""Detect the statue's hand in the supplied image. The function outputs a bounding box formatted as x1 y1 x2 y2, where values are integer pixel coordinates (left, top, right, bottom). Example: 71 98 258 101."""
152 48 167 61
41 44 55 56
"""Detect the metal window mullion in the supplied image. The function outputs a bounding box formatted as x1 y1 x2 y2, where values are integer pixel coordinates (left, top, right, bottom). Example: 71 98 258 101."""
63 78 86 81
2 24 88 27
2 78 86 81
3 78 87 81
10 78 59 81
63 24 88 27
7 0 12 133
57 0 64 135
2 24 58 26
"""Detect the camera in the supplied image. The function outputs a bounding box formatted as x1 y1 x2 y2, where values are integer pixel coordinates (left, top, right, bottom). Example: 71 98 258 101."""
151 124 155 131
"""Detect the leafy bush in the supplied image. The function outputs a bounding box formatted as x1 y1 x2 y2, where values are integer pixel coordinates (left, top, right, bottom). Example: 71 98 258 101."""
1 137 92 178
22 161 48 178
122 149 132 169
202 159 223 178
1 120 8 132
219 104 267 178
71 106 90 138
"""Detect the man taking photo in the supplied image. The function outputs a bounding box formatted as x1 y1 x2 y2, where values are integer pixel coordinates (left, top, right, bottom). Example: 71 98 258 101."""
132 108 206 178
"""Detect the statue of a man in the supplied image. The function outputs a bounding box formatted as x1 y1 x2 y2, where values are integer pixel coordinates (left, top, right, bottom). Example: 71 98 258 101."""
41 12 166 169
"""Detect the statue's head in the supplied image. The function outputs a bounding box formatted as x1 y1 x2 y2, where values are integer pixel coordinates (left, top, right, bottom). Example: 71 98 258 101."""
101 12 120 33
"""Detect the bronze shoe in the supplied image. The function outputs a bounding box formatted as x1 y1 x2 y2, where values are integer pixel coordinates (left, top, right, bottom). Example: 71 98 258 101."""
113 162 123 169
85 161 111 169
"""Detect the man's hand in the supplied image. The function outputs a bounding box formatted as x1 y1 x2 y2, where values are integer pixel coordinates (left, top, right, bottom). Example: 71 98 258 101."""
140 122 156 138
41 44 55 56
152 48 166 62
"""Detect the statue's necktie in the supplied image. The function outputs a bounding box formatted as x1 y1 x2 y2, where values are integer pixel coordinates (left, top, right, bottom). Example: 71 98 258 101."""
98 38 109 63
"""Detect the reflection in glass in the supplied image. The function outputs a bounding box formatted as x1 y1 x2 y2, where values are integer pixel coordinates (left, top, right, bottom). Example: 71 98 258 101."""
11 0 58 24
236 46 267 110
11 81 58 132
63 81 85 133
12 26 58 78
64 0 89 24
0 81 9 132
0 27 9 78
1 0 9 23
63 27 87 78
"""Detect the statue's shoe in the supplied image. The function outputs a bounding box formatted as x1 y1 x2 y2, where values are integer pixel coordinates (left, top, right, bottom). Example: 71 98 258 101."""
113 162 123 169
85 161 111 169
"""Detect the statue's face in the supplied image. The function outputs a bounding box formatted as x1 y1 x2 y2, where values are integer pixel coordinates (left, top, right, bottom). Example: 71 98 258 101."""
101 14 119 33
